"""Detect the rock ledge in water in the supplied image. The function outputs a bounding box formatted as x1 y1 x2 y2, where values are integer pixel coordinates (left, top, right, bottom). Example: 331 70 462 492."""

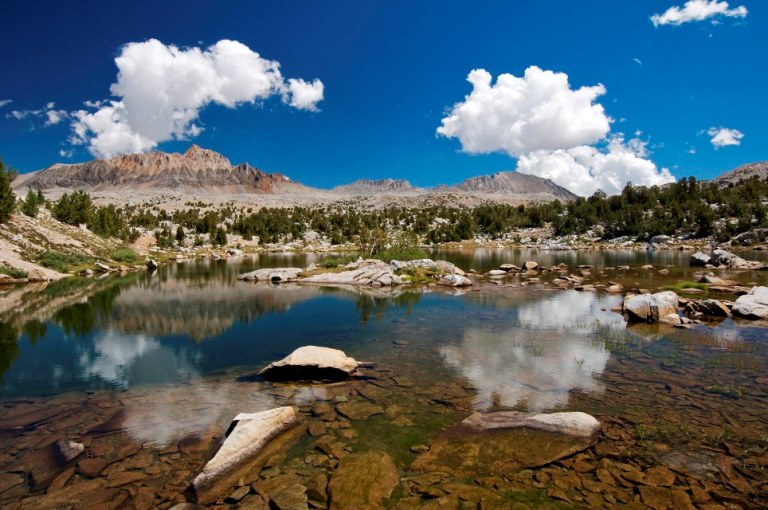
462 411 602 437
192 407 298 503
259 346 359 382
237 267 302 283
410 411 601 477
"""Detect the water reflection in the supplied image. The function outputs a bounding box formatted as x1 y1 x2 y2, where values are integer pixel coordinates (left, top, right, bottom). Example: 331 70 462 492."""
517 290 624 330
440 291 622 411
78 331 163 389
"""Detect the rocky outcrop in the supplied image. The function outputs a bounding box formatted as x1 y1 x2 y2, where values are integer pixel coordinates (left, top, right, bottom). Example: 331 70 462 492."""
389 259 438 271
259 346 360 382
299 259 402 287
685 299 732 319
437 274 473 287
192 407 299 503
733 286 768 320
455 171 577 201
714 161 768 186
710 249 764 270
238 267 302 283
623 291 679 323
16 145 299 194
333 179 414 194
690 252 711 266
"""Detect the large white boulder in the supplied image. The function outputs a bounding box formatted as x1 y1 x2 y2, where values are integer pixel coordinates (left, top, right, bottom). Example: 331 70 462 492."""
437 273 473 287
259 346 359 381
733 286 768 320
192 407 298 502
623 291 679 323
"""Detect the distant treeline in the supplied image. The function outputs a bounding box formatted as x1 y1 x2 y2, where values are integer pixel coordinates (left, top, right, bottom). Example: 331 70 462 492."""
12 173 768 245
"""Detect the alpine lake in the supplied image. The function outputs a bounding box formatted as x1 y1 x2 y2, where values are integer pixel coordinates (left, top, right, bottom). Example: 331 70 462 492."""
1 248 767 509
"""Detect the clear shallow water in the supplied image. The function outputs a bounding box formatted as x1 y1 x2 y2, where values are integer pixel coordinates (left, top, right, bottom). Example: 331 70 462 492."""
1 251 768 508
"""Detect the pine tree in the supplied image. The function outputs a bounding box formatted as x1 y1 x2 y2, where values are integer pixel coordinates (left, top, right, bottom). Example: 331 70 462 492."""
21 189 39 218
0 158 16 224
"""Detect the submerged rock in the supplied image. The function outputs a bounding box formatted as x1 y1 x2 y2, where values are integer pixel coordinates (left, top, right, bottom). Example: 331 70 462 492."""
623 291 679 323
238 267 302 283
410 411 601 478
55 439 84 462
462 411 601 437
260 346 359 382
733 286 768 320
192 407 299 503
328 451 400 510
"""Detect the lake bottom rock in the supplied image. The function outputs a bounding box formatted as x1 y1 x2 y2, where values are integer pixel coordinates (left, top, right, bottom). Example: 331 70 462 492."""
410 411 601 478
192 407 301 504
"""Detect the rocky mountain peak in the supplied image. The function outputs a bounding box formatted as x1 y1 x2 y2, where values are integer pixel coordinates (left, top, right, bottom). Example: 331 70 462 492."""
182 145 232 167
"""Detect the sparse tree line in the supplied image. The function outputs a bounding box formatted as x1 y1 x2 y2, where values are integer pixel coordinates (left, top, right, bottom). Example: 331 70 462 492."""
2 154 768 246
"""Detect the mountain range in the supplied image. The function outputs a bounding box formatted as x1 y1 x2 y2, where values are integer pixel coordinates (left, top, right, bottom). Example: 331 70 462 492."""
13 145 578 205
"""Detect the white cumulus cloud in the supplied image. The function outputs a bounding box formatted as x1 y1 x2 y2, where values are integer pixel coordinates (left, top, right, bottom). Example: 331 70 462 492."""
516 136 676 196
651 0 747 27
437 67 611 155
438 67 675 196
287 78 325 111
707 126 744 148
0 99 11 109
70 39 324 158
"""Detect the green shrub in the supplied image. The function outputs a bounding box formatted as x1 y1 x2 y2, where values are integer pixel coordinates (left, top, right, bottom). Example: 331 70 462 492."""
111 248 139 263
1 266 28 279
38 251 89 273
373 246 428 263
318 254 359 268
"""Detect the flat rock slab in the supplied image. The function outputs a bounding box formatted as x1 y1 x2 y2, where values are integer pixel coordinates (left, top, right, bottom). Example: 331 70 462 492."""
238 268 302 283
410 411 601 478
336 401 385 421
300 259 402 287
260 346 359 382
328 451 400 510
193 407 300 504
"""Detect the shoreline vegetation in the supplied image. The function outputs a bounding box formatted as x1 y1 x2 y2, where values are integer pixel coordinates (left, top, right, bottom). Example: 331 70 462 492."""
3 160 768 284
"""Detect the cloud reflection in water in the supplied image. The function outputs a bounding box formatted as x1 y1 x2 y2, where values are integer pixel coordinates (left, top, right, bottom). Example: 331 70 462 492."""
441 291 624 411
78 330 277 446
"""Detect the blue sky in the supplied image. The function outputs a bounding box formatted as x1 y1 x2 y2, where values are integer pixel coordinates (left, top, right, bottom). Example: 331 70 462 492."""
0 1 765 194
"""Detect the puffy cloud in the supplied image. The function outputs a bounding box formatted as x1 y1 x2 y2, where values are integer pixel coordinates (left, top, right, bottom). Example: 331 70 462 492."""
437 67 611 155
651 0 747 27
71 39 324 158
287 78 325 111
516 136 675 196
707 126 744 148
45 109 68 126
0 99 11 108
438 66 675 196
